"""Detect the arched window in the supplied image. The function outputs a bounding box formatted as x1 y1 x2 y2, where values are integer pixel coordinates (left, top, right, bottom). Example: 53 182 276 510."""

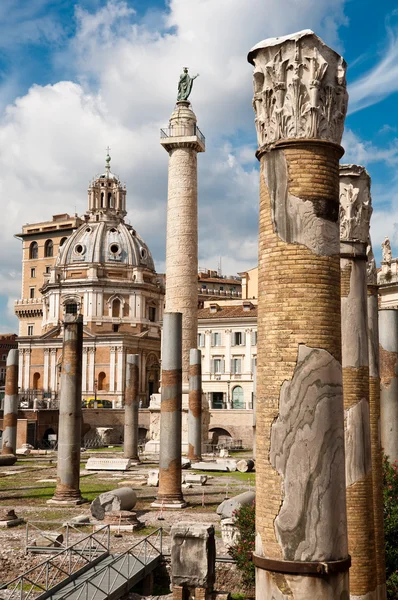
29 241 38 259
108 192 113 208
33 372 41 390
44 239 53 257
101 192 105 208
232 386 244 409
59 237 67 247
112 298 121 318
98 372 107 391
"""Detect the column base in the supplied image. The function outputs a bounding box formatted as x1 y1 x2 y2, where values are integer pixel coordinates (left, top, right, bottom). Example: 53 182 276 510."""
47 497 88 506
151 499 187 509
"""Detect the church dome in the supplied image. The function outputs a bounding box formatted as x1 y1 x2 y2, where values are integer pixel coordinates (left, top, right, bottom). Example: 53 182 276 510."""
56 220 155 270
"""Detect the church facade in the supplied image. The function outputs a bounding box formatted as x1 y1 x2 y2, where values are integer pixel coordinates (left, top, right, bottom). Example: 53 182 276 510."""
15 155 164 408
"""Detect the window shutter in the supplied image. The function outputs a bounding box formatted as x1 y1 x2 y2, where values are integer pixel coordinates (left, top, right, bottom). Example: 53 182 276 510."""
251 357 256 373
211 333 215 346
251 331 256 346
230 359 234 374
221 359 225 374
218 332 222 346
231 332 236 347
210 359 215 374
237 358 242 373
242 331 246 345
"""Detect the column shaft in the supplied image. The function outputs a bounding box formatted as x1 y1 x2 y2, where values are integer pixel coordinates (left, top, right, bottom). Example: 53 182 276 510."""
368 284 387 599
154 312 186 508
124 354 139 460
379 308 398 463
188 348 202 461
2 349 19 455
341 252 376 598
49 315 84 504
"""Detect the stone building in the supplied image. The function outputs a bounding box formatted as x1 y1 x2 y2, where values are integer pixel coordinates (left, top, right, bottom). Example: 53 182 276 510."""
15 154 164 407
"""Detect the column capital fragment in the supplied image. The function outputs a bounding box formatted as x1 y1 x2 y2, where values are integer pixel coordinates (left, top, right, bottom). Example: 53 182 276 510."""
339 164 372 244
248 29 348 151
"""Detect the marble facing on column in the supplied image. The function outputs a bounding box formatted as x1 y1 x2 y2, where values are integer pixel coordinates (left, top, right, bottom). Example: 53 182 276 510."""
367 242 387 600
48 314 85 505
188 348 202 461
248 30 350 599
379 308 398 464
152 312 186 508
1 349 19 456
160 101 205 390
124 354 140 461
340 164 376 600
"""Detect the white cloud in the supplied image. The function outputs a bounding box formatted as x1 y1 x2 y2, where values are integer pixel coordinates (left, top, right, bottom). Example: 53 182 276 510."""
342 129 398 167
0 0 349 330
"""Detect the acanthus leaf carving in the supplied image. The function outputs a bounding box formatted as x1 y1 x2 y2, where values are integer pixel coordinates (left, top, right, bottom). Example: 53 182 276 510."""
339 165 372 244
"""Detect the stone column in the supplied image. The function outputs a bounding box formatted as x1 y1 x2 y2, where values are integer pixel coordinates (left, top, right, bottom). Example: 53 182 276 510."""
379 308 398 463
152 312 186 508
124 354 139 461
1 350 19 456
188 348 202 461
49 314 85 505
248 30 349 598
367 241 387 600
160 101 205 390
339 164 377 599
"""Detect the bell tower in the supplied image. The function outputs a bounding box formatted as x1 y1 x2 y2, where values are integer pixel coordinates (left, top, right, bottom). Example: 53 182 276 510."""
87 151 127 220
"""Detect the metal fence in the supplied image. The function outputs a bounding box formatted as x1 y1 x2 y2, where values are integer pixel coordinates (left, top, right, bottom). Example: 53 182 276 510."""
25 522 98 555
1 525 110 600
160 125 205 144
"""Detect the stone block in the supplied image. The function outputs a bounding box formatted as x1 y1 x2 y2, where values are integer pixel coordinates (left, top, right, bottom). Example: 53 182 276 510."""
63 514 90 526
90 487 137 520
183 474 207 485
191 462 230 472
147 469 160 487
216 491 255 519
85 457 131 471
220 518 239 549
171 522 216 592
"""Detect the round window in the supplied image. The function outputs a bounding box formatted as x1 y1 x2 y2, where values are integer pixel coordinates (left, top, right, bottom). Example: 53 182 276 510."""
110 244 119 254
140 247 147 259
85 227 91 233
110 227 117 233
74 244 84 255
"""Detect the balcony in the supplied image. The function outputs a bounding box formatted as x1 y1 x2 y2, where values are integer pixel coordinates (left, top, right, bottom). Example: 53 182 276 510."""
160 125 205 152
14 298 43 318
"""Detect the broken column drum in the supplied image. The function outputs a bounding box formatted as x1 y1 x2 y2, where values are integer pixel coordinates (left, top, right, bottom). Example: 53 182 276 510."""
188 348 202 461
248 30 350 599
367 241 387 600
339 164 377 599
1 349 19 456
160 101 205 390
124 354 140 460
153 312 186 508
49 314 84 504
379 308 398 464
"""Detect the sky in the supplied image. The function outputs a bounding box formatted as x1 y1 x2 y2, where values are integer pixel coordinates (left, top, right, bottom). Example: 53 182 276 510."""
0 0 397 332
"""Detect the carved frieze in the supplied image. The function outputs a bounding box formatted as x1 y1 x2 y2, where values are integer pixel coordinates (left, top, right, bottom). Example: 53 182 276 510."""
248 30 348 149
339 164 372 243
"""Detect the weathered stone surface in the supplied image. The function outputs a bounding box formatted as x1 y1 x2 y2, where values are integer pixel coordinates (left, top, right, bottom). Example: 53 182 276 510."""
345 398 372 486
171 522 215 591
236 459 255 473
32 534 64 548
191 462 230 472
147 469 159 487
63 514 90 526
339 164 372 243
220 518 239 549
270 345 347 561
90 487 137 520
183 474 207 485
217 491 255 519
248 30 348 150
181 457 191 469
85 458 131 471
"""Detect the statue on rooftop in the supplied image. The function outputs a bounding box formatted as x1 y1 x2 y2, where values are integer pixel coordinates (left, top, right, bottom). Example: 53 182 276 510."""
382 236 392 263
177 68 199 102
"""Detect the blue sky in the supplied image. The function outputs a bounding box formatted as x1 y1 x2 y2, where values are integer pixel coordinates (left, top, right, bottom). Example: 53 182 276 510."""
0 0 397 332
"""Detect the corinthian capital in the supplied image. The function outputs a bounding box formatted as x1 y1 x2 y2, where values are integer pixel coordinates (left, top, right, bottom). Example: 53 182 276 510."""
339 164 372 243
248 29 348 150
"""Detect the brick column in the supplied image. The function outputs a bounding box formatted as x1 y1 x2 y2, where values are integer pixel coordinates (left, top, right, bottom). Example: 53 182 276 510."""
367 243 387 600
1 350 19 456
248 30 349 598
339 164 377 599
124 354 139 461
161 101 205 391
48 314 85 505
188 348 202 461
379 308 398 464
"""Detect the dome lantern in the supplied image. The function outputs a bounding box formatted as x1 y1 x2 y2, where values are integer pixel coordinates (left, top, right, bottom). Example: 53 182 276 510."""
87 151 127 219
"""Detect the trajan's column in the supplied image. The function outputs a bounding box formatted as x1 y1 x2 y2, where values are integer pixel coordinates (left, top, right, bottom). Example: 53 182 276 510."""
248 30 350 599
160 69 205 390
339 164 377 600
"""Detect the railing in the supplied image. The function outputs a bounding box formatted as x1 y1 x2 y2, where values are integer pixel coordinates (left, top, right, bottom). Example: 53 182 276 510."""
1 525 110 600
198 288 242 297
54 528 163 600
25 522 96 554
160 125 205 144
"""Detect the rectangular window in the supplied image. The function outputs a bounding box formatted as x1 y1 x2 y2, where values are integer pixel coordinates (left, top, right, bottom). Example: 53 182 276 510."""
211 332 222 346
231 358 242 374
211 358 224 374
30 268 36 278
148 307 156 322
27 325 34 336
112 324 119 332
198 333 205 347
45 266 51 274
29 287 35 299
232 331 245 346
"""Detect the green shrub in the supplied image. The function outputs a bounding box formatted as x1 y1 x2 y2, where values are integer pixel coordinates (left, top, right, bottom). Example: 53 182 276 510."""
383 455 398 599
229 500 255 588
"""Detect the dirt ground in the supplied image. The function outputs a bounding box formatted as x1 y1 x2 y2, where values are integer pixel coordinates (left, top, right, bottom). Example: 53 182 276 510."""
0 449 254 596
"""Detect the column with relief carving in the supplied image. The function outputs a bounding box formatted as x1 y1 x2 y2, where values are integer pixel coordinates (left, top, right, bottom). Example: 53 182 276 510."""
339 164 377 600
248 30 349 599
367 240 387 600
